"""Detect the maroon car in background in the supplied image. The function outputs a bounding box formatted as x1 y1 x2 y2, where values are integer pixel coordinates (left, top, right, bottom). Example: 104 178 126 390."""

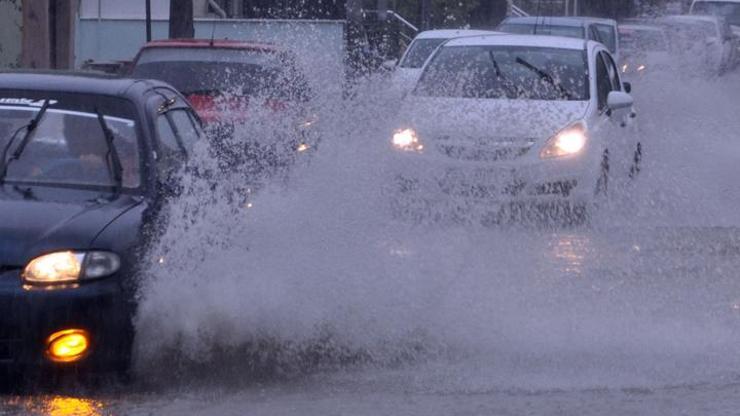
130 39 310 123
129 38 317 175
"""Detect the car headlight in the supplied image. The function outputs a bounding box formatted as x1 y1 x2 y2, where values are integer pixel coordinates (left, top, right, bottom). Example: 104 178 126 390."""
23 251 121 285
392 128 424 152
540 122 588 159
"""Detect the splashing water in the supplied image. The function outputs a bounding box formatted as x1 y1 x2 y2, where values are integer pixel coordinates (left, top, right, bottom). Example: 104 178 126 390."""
133 45 740 397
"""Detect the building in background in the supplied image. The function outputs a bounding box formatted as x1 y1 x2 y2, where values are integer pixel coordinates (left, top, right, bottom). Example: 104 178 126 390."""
0 0 22 68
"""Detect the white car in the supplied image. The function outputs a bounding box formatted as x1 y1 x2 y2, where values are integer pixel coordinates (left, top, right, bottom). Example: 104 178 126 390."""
498 16 621 62
690 0 740 38
618 24 673 78
390 30 499 92
658 15 737 73
387 34 639 222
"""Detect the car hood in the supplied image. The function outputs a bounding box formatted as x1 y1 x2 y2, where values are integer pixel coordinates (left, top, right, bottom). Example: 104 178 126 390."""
0 186 142 267
399 97 591 140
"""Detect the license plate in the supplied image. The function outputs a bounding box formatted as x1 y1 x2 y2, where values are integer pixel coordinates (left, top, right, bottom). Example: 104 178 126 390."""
438 168 511 198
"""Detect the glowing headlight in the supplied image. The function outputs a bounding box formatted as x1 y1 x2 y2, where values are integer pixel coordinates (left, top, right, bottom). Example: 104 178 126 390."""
637 64 646 72
540 123 588 159
23 251 121 285
298 113 318 129
392 128 423 152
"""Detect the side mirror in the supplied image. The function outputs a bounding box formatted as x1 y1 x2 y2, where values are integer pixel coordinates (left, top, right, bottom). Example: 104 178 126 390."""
607 90 633 111
623 82 632 94
382 59 398 71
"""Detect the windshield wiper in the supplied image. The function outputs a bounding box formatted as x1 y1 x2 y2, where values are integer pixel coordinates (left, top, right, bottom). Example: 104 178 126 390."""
514 57 574 100
94 108 124 197
488 51 526 98
0 99 51 184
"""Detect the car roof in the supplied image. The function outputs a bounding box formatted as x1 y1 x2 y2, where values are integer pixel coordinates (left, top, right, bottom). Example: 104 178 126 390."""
0 71 173 100
503 16 617 27
141 38 280 52
444 33 590 50
693 0 740 3
414 29 501 39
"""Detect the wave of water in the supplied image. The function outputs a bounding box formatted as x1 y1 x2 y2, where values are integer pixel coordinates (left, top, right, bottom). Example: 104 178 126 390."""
132 63 740 392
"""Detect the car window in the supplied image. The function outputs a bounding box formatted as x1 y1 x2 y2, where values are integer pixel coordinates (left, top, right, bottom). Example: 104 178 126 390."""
415 45 590 101
399 38 448 68
595 24 618 53
0 96 141 190
168 110 200 153
601 51 622 91
595 53 611 111
588 25 602 42
156 114 184 156
132 48 310 102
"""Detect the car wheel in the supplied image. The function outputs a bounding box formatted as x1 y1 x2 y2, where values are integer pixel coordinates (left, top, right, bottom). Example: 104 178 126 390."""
595 149 609 196
629 142 642 179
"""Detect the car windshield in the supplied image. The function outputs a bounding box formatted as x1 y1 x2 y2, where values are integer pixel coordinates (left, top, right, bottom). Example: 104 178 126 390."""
132 47 309 101
399 38 448 68
414 45 589 101
0 94 140 190
693 1 740 25
619 28 669 52
498 23 585 39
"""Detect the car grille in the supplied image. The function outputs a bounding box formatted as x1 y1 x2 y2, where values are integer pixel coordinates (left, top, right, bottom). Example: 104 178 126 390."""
435 135 535 162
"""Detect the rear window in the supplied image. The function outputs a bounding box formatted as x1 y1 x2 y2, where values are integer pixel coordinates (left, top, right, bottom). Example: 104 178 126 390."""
132 47 309 101
619 28 669 52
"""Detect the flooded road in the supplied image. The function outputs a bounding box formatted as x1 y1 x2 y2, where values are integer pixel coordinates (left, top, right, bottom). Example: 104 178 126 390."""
3 71 740 415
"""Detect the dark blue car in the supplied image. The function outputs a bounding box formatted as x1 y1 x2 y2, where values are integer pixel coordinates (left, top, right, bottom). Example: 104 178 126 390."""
0 72 202 381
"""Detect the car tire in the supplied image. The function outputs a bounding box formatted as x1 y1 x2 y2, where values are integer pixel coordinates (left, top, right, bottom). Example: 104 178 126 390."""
629 142 642 179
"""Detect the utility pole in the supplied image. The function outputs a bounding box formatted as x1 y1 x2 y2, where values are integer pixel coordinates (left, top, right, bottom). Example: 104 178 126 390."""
420 0 431 30
169 0 195 39
146 0 152 42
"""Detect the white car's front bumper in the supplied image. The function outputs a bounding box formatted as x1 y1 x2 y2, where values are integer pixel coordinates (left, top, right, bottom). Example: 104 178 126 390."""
384 147 600 221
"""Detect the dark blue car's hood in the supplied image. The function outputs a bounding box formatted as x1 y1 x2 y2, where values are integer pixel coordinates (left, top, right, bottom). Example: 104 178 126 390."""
0 185 142 267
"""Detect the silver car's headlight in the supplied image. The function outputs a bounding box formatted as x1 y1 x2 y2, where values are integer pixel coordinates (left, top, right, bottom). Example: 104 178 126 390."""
540 122 588 159
392 128 424 152
23 251 121 285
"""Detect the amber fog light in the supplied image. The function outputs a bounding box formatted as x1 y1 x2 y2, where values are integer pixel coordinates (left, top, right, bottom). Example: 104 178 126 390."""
46 329 90 363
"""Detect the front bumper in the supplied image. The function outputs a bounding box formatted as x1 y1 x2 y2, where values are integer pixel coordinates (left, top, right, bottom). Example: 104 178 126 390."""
385 150 598 222
0 269 133 371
